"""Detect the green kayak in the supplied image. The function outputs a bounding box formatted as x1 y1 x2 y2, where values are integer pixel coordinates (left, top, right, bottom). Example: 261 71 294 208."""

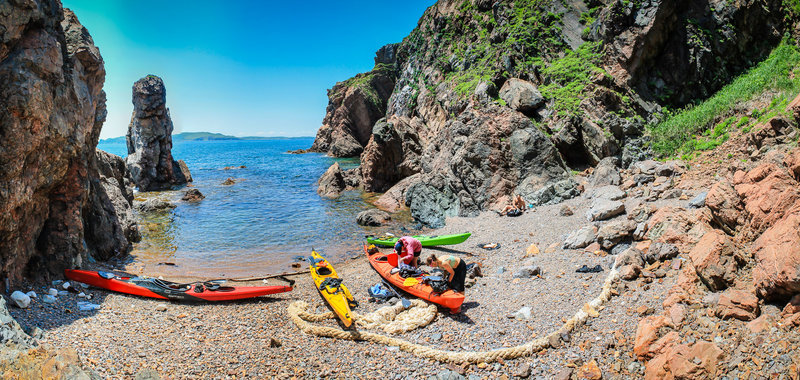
366 233 472 247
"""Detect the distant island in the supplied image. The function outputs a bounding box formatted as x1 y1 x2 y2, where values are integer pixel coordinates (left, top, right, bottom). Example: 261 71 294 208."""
99 132 312 143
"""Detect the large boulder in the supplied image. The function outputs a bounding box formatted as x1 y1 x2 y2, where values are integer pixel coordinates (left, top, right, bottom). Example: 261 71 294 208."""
586 198 625 221
563 226 598 249
498 78 544 115
689 230 744 292
356 209 391 226
596 219 637 249
715 288 760 321
752 207 800 301
590 157 622 187
705 180 744 233
360 117 423 192
317 163 346 198
125 75 190 191
373 174 421 212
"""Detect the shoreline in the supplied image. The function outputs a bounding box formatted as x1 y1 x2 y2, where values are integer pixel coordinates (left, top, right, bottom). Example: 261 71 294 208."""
7 171 680 378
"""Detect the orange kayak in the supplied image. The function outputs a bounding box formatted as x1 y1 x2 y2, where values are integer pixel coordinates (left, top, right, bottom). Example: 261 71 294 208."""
364 244 465 313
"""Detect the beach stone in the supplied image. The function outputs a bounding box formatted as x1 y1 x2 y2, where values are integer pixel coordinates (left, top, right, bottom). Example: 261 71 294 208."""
10 291 31 309
591 157 622 186
643 242 679 264
634 315 673 359
597 220 637 249
268 337 282 347
496 266 506 275
42 295 56 304
181 188 204 202
559 205 574 216
134 369 163 380
563 226 598 249
611 243 631 256
48 288 58 297
716 288 759 321
126 75 190 191
432 333 442 341
586 199 625 221
25 291 37 299
356 209 391 226
513 266 541 278
576 360 601 380
155 304 168 312
434 369 465 380
221 177 237 185
633 160 659 175
514 363 531 378
589 185 626 201
689 192 708 208
553 368 573 380
514 306 533 320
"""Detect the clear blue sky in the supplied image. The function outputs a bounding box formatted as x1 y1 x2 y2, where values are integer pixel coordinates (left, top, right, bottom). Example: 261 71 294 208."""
62 0 435 139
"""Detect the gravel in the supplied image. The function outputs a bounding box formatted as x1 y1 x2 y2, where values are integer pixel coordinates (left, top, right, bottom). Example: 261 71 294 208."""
4 174 689 378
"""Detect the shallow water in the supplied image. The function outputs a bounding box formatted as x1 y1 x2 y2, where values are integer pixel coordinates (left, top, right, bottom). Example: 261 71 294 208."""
99 138 375 278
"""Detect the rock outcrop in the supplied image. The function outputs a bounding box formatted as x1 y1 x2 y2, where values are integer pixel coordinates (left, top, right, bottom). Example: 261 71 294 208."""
126 75 190 191
309 54 397 157
83 149 141 261
0 2 136 282
308 0 790 227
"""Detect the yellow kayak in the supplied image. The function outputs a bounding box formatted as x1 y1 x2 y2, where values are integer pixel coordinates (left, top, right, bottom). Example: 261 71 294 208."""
309 249 357 327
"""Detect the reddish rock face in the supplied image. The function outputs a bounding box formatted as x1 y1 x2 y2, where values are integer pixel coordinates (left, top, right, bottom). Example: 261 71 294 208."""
689 229 743 292
752 208 800 300
645 341 724 379
733 162 800 237
634 315 673 360
716 288 760 321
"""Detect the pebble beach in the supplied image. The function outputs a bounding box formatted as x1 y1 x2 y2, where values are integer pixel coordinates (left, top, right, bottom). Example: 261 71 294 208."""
9 173 682 379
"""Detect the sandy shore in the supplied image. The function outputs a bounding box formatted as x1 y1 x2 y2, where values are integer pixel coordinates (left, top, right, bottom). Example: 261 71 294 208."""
8 173 687 379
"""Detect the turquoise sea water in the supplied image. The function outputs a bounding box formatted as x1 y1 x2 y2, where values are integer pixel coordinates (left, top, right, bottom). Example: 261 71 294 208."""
98 138 371 278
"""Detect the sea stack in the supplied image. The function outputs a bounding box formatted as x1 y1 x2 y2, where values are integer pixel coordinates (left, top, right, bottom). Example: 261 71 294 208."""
126 75 191 191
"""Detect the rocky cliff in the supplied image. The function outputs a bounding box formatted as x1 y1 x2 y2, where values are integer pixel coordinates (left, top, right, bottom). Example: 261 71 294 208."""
0 1 137 283
126 75 191 191
311 0 791 227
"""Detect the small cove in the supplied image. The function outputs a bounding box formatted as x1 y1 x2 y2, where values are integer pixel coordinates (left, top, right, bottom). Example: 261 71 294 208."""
99 137 378 278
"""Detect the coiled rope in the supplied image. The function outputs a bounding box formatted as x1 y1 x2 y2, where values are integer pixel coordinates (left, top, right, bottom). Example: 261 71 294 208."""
288 268 620 364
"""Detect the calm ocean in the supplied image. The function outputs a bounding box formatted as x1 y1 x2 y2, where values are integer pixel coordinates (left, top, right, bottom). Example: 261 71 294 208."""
98 138 373 278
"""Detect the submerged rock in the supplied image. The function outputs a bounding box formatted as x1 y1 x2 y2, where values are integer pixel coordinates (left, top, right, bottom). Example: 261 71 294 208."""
181 188 205 202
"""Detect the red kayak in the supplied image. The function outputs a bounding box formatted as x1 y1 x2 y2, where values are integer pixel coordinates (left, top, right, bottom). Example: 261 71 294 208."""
65 269 293 302
364 244 465 313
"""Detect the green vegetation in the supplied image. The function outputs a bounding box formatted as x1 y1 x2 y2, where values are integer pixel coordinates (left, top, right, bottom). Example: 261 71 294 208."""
336 63 395 110
649 42 800 157
539 42 605 117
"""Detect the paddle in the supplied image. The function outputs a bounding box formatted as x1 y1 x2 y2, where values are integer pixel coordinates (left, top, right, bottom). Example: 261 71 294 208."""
380 277 411 309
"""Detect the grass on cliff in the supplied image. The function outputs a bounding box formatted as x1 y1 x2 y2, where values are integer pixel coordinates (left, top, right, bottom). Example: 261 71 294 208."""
649 42 800 157
539 41 605 117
